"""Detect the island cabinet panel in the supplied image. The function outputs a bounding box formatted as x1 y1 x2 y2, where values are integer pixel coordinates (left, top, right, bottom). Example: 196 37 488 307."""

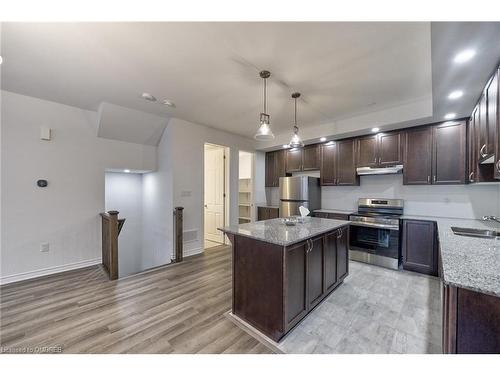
356 135 379 167
257 206 279 221
324 231 338 292
286 148 303 172
336 139 360 185
231 225 350 342
233 236 285 340
378 132 402 166
284 242 308 329
402 219 437 276
336 226 349 280
442 284 500 353
307 236 325 309
403 126 432 185
302 144 320 170
432 121 466 184
320 142 337 185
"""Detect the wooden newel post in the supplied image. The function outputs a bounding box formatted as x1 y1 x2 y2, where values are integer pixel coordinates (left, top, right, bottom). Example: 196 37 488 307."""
100 210 119 280
173 207 184 263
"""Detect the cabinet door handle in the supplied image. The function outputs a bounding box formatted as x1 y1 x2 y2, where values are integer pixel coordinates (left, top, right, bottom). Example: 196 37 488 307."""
433 175 436 183
469 171 474 182
496 160 500 173
337 227 343 239
427 175 430 183
480 144 487 158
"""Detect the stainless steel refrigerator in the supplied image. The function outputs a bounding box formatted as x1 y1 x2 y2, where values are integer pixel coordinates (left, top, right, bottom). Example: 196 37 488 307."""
279 176 321 217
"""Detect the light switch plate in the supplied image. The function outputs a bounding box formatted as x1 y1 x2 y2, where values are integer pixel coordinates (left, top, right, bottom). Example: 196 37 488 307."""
40 242 49 252
40 127 51 141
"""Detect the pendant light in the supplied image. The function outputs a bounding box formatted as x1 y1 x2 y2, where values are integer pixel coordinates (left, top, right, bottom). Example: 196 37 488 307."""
254 70 275 140
289 92 304 148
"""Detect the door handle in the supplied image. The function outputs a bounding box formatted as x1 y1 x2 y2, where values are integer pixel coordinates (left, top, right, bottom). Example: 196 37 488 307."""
480 144 487 158
204 204 208 208
496 160 500 173
337 227 343 239
469 171 474 182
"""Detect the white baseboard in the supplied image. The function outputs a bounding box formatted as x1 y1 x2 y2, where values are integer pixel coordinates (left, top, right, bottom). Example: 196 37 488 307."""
0 258 101 285
183 247 203 257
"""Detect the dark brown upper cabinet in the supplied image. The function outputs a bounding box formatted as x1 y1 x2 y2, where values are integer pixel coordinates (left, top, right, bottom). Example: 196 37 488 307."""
285 145 320 173
356 135 378 167
356 132 402 168
490 69 500 179
403 121 466 185
336 139 359 186
286 147 303 172
302 144 320 170
433 120 466 184
403 126 433 185
320 140 359 186
265 150 287 187
477 75 497 163
320 142 337 186
378 132 403 166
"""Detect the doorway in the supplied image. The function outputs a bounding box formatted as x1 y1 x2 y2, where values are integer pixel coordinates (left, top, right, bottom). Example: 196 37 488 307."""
204 143 229 249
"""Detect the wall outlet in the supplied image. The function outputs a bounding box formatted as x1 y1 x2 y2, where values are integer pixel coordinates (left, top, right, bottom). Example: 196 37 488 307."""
40 242 50 252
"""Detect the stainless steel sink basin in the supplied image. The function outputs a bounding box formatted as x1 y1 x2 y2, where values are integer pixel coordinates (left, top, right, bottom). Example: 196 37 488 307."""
451 227 500 239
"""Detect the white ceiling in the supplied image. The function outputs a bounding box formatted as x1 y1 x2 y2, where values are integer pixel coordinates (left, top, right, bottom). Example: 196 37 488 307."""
1 22 433 139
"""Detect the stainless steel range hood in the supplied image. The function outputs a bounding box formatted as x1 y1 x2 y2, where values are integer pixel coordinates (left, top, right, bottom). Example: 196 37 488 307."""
356 165 403 175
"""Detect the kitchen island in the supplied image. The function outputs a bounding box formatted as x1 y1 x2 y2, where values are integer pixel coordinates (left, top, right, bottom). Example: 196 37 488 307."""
219 217 350 342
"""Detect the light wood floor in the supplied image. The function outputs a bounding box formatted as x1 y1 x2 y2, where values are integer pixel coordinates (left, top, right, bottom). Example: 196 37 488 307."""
0 245 273 354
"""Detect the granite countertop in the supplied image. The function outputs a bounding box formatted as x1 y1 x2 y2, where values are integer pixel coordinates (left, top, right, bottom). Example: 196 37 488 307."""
219 217 349 247
314 208 355 215
402 215 500 298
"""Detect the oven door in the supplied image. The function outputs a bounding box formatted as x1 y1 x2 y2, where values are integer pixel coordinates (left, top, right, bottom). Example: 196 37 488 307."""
349 224 400 259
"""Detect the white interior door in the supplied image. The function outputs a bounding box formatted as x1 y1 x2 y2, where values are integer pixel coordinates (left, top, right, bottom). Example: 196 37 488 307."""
204 146 225 243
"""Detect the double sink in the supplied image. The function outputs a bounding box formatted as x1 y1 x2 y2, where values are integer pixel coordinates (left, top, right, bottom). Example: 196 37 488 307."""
451 227 500 239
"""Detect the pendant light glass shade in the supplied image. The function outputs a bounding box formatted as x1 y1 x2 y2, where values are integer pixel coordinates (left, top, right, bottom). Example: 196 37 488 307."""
289 92 304 148
254 70 275 140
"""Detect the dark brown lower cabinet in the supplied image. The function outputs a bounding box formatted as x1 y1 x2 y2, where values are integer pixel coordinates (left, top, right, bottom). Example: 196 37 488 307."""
402 219 438 276
230 225 349 342
314 211 350 221
443 284 500 353
307 236 325 309
257 206 279 221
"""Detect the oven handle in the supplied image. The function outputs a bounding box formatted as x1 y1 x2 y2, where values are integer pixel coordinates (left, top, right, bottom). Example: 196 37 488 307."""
349 221 400 231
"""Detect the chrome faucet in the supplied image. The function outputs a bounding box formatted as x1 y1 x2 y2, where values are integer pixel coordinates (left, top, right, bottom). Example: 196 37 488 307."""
482 215 500 224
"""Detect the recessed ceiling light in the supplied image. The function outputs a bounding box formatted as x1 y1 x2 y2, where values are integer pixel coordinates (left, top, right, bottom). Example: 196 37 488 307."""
124 169 131 173
320 137 327 142
444 113 456 120
282 144 290 149
162 99 176 108
371 127 380 133
141 93 157 102
448 90 463 100
454 49 476 64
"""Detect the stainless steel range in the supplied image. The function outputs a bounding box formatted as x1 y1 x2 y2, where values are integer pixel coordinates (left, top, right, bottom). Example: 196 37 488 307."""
348 198 403 270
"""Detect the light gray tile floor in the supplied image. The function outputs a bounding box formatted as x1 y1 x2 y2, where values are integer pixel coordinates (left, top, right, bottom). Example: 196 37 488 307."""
277 260 442 354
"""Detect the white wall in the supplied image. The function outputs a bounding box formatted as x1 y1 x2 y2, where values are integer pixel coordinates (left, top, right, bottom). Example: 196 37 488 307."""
105 172 143 278
1 91 157 283
238 151 252 179
165 118 257 256
141 129 173 269
267 172 500 219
